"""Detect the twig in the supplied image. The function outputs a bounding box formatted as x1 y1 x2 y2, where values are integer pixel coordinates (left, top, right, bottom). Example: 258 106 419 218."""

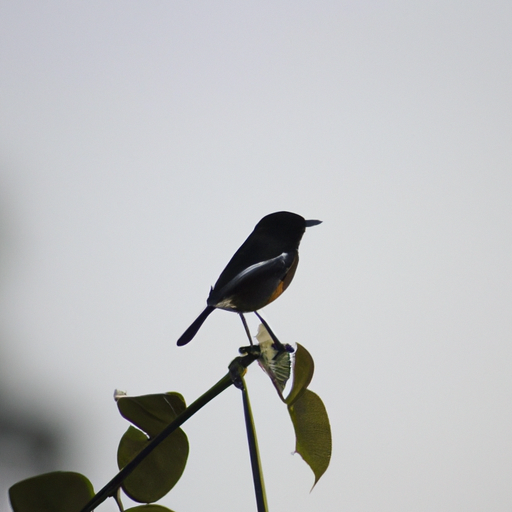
79 352 259 512
240 375 269 512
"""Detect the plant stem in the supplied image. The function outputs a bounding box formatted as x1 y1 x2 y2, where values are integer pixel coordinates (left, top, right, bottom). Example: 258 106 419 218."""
240 375 269 512
80 352 258 512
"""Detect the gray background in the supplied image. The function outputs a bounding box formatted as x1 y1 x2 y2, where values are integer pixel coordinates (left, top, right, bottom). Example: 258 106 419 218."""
1 1 511 511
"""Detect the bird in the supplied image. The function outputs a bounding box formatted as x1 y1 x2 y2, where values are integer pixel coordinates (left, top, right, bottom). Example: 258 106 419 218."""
176 211 321 347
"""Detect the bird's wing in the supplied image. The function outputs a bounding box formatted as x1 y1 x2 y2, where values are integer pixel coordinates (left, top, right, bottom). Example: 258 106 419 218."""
208 251 294 308
227 251 292 285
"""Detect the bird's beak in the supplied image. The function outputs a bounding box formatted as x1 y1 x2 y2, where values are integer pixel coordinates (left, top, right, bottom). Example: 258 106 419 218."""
305 219 322 227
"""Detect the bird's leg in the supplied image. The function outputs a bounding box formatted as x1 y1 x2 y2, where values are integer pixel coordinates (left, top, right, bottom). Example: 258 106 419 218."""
238 313 263 358
239 313 254 346
253 311 294 353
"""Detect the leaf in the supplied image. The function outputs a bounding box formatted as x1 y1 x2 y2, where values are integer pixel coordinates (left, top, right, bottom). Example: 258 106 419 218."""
288 389 332 488
118 425 189 503
126 505 176 512
256 323 293 399
117 393 189 503
285 343 315 406
117 392 187 438
9 471 94 512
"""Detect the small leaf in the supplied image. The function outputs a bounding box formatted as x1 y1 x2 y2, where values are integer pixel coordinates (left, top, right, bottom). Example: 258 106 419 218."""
126 505 175 512
117 392 187 438
9 471 94 512
256 323 293 399
285 343 315 405
118 424 189 503
288 389 332 487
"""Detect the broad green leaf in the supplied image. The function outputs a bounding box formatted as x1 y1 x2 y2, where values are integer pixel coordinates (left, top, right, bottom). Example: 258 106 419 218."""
126 505 175 512
285 343 314 405
288 389 331 487
118 424 189 503
9 471 94 512
117 392 187 438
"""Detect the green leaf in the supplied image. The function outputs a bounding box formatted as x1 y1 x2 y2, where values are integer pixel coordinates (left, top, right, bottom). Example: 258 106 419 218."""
117 392 187 438
117 392 189 503
9 471 94 512
285 343 315 405
126 505 175 512
288 389 332 488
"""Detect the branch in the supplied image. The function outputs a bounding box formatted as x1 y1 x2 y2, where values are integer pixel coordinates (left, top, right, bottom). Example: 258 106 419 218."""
80 352 259 512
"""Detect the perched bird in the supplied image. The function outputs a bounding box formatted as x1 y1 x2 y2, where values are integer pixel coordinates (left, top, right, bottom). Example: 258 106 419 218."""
177 211 321 346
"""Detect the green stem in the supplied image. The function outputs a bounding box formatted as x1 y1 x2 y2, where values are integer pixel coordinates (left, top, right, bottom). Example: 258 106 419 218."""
240 375 269 512
80 352 258 512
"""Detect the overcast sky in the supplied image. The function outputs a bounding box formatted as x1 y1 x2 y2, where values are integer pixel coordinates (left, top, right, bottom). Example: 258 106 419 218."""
1 2 512 511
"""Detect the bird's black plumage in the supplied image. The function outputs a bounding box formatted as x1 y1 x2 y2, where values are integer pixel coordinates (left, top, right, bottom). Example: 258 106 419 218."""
177 211 320 346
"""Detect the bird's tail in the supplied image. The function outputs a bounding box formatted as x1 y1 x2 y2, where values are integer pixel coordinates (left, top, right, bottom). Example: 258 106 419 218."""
177 306 215 346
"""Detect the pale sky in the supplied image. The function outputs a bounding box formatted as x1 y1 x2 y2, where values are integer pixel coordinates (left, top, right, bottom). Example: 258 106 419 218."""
1 2 512 511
